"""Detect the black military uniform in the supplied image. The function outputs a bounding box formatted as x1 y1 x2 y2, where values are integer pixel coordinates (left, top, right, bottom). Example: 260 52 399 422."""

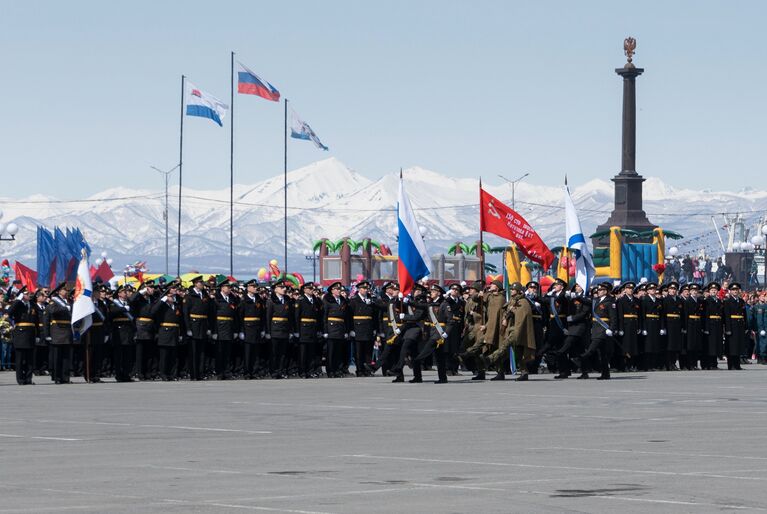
183 277 213 380
556 285 590 379
702 283 724 369
322 282 350 378
682 285 704 370
662 282 684 371
151 283 184 380
372 282 402 376
443 283 465 375
413 284 451 383
390 284 428 383
615 282 640 370
524 282 547 372
582 282 618 379
212 279 239 380
547 280 570 378
266 280 295 378
87 286 110 382
641 284 663 370
33 292 49 375
293 282 321 378
348 281 377 377
723 283 747 370
8 289 37 385
110 287 136 382
47 283 73 384
130 281 158 380
238 280 266 379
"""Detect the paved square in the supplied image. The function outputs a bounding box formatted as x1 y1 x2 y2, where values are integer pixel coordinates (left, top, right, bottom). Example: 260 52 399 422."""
1 365 766 513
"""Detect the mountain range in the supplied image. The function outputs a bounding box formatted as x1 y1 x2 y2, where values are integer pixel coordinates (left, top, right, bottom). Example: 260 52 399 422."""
1 157 765 277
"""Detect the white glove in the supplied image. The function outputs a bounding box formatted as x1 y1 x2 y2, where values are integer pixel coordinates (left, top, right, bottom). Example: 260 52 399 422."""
394 328 401 335
566 315 573 322
659 329 666 336
398 292 404 299
343 333 349 339
349 330 356 338
178 336 183 342
293 332 299 339
159 296 168 303
378 332 385 338
186 330 193 337
439 330 448 340
323 333 328 339
642 330 648 336
399 313 405 320
403 296 410 304
562 329 569 336
211 333 218 340
35 337 40 343
139 288 147 295
681 329 687 334
260 331 266 338
265 333 271 340
534 302 541 308
618 330 624 336
45 336 52 341
760 330 766 336
104 335 110 343
725 331 732 336
605 329 613 337
636 330 642 335
206 329 211 336
239 332 245 340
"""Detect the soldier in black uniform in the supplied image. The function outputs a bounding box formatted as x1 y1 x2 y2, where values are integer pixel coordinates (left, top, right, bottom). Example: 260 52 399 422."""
524 281 547 373
581 282 618 380
238 279 265 379
662 282 684 371
46 282 73 384
183 276 213 380
641 283 664 371
412 284 451 383
8 287 37 385
87 285 110 382
266 280 294 379
348 281 377 377
151 282 184 380
683 284 704 370
130 280 158 380
556 284 590 379
723 282 747 370
212 279 239 380
547 279 570 379
615 282 640 371
444 283 465 375
390 283 428 383
110 285 136 382
33 290 50 376
322 282 349 378
702 282 724 370
371 281 401 376
293 282 321 378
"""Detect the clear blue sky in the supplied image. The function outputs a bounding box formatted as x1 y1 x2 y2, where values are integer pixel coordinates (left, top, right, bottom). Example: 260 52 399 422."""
2 0 765 198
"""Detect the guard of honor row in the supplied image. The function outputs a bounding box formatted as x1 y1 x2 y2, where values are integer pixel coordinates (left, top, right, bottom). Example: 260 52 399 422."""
2 273 754 385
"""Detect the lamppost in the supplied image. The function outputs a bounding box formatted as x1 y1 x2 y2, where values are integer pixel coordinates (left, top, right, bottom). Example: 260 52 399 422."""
151 164 180 275
497 172 530 210
303 249 318 283
0 210 19 241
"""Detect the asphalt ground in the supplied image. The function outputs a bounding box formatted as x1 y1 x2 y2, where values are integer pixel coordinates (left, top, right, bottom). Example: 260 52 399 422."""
1 364 767 513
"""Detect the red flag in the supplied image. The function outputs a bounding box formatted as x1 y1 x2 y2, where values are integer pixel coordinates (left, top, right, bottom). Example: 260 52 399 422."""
479 188 554 270
13 261 38 292
91 261 115 283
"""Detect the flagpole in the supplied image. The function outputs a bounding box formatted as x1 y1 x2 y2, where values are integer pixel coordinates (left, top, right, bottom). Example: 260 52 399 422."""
283 97 288 275
177 74 185 277
230 51 235 277
479 177 484 282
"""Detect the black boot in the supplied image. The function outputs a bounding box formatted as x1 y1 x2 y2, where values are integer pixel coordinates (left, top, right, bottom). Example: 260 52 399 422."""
471 371 486 381
490 372 505 381
408 377 423 383
391 375 404 383
577 372 589 379
515 373 528 381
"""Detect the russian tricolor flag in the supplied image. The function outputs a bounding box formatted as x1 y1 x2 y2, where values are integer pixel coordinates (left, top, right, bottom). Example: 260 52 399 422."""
237 62 280 101
397 175 432 295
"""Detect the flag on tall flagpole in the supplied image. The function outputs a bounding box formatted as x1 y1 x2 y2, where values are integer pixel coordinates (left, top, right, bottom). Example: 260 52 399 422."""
71 249 95 338
237 62 280 101
397 174 432 295
290 108 328 150
564 180 595 291
186 81 229 126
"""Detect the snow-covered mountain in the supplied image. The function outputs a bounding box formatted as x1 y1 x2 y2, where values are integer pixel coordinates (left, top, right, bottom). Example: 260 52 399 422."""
1 157 765 276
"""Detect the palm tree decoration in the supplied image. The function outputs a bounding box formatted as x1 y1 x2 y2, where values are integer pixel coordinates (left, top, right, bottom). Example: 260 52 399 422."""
467 242 491 255
447 242 470 255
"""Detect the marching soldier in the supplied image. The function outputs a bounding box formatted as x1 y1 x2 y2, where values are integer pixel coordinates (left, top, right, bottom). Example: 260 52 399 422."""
459 281 484 374
151 282 184 381
372 281 401 376
131 280 158 380
293 282 321 378
723 282 747 370
8 287 37 385
87 285 110 382
461 280 505 381
110 285 137 382
412 284 451 383
615 282 640 371
183 276 213 380
47 282 73 384
546 279 570 379
483 281 535 381
662 282 684 371
348 281 377 377
212 279 239 380
322 282 349 378
556 284 590 379
266 279 294 379
581 282 618 380
444 283 465 375
238 279 265 379
390 283 428 383
524 281 547 373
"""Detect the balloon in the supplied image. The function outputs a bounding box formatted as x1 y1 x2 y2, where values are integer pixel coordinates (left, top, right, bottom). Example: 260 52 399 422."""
257 268 268 281
268 259 281 276
284 274 300 287
264 271 271 282
355 274 364 282
292 272 305 286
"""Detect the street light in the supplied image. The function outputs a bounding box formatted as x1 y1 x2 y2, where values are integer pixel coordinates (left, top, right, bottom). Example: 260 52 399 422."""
497 172 530 210
151 164 180 276
0 211 19 241
303 249 319 283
